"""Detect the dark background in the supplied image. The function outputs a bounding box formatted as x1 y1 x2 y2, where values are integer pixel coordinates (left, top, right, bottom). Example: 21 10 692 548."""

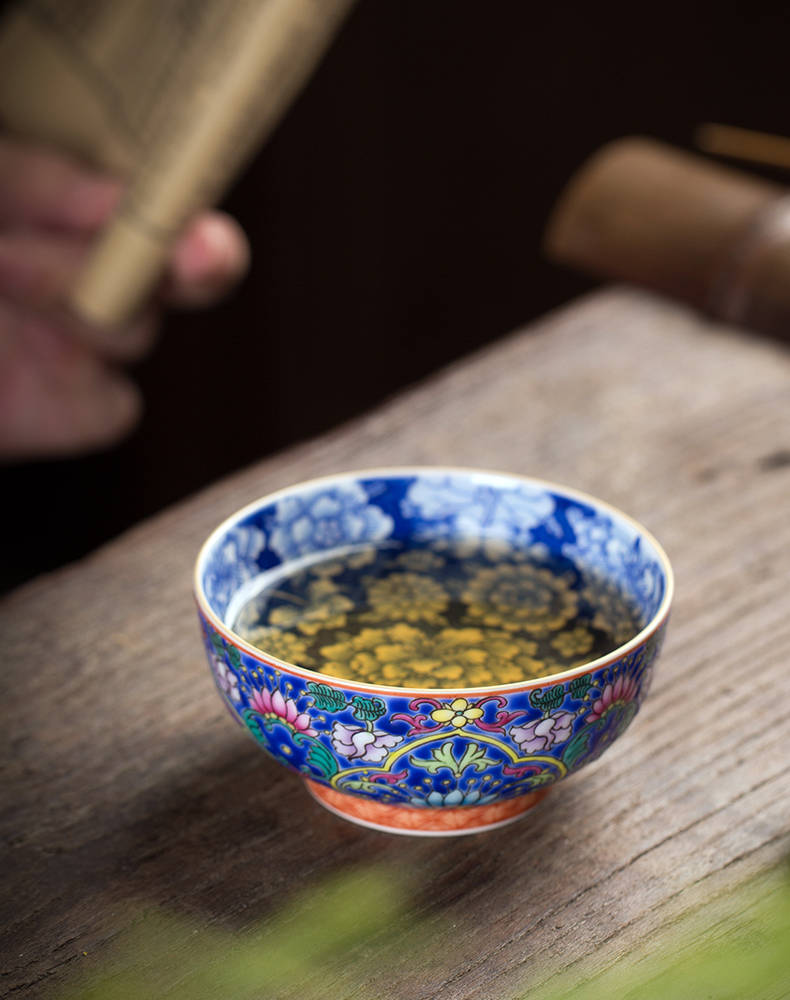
3 0 790 591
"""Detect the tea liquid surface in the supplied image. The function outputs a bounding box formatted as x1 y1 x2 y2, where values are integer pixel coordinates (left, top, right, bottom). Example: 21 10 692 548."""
232 541 643 689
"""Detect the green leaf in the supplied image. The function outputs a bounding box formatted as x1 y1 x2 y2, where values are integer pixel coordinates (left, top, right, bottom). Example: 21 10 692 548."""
305 739 339 778
338 778 381 794
562 726 594 768
350 695 386 722
410 740 497 778
241 708 268 746
60 866 412 1000
46 855 790 1000
307 681 347 713
227 645 242 670
456 742 499 774
569 674 592 700
411 740 458 775
529 685 565 711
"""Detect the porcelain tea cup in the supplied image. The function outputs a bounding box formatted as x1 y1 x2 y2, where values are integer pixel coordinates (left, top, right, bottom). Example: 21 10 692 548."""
194 468 673 836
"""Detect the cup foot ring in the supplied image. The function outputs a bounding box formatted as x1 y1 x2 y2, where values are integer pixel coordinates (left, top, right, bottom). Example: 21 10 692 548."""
304 779 550 836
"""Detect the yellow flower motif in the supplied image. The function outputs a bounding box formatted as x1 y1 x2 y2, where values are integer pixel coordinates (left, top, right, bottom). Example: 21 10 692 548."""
394 549 445 572
319 623 470 688
308 558 346 578
344 547 379 570
268 578 354 636
462 563 578 635
430 698 484 728
481 630 551 683
550 626 594 659
582 578 642 646
360 572 449 626
240 626 315 667
317 622 559 688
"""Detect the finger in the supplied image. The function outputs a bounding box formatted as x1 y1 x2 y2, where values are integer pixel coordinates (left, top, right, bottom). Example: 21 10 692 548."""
0 230 161 362
73 304 161 364
0 136 122 232
0 229 90 309
0 302 142 459
163 210 250 308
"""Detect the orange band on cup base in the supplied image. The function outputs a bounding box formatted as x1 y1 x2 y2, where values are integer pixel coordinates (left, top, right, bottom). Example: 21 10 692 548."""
304 779 550 836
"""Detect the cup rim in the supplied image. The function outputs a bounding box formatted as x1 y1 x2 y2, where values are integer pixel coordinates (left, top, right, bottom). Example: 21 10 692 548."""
194 466 674 696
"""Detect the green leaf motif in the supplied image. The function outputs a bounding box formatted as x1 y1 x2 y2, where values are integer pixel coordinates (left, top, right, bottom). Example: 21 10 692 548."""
456 742 499 775
526 770 556 787
306 739 339 778
210 632 225 657
307 682 347 713
242 708 268 746
227 645 242 670
563 701 638 771
350 695 386 722
411 740 498 778
412 741 456 775
529 685 565 711
338 778 381 794
562 727 593 769
569 674 592 700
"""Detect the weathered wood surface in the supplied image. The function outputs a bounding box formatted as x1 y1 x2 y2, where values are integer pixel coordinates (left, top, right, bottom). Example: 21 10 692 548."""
2 286 790 998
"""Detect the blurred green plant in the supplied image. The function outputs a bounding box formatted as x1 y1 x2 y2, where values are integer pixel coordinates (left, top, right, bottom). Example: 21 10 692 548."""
58 863 790 1000
62 866 411 1000
524 869 790 1000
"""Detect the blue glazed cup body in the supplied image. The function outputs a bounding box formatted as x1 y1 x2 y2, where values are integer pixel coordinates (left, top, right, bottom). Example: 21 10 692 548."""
194 468 673 825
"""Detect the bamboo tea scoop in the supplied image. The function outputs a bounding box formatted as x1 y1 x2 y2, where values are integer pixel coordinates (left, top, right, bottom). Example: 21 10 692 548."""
544 136 790 338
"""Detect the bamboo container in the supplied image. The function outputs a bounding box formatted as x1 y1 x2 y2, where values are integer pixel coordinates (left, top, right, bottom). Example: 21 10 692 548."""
544 137 790 337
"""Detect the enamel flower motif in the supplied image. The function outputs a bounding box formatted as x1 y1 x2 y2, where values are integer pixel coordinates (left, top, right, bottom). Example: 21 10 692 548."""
318 623 551 688
360 571 449 625
268 578 354 636
401 475 555 546
587 675 638 724
211 656 241 703
462 562 578 635
269 485 393 560
430 698 484 729
249 687 318 738
510 711 576 753
410 787 498 807
330 722 403 763
236 626 315 667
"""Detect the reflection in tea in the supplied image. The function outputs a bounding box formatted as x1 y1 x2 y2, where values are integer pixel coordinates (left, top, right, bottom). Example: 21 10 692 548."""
233 541 644 689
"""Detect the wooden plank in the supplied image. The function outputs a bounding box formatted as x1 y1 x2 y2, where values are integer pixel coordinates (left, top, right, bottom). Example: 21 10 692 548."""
2 286 790 998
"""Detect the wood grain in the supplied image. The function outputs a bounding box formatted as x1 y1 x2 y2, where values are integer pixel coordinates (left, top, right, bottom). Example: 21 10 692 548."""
2 286 790 998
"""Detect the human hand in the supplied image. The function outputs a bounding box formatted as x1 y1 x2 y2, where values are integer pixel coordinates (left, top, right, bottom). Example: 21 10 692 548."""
0 137 250 459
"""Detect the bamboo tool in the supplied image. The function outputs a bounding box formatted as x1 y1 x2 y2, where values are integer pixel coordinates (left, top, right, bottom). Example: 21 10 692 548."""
544 137 790 338
0 0 358 328
696 123 790 171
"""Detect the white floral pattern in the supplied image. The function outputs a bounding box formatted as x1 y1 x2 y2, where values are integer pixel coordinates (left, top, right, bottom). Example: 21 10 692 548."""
203 525 266 619
562 507 665 622
209 652 241 703
401 475 555 547
269 485 394 561
510 711 575 753
330 721 403 762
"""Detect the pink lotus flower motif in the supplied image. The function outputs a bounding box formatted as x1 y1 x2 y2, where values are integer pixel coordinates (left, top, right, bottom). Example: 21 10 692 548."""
587 675 638 724
331 722 403 763
249 686 318 737
511 711 576 753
